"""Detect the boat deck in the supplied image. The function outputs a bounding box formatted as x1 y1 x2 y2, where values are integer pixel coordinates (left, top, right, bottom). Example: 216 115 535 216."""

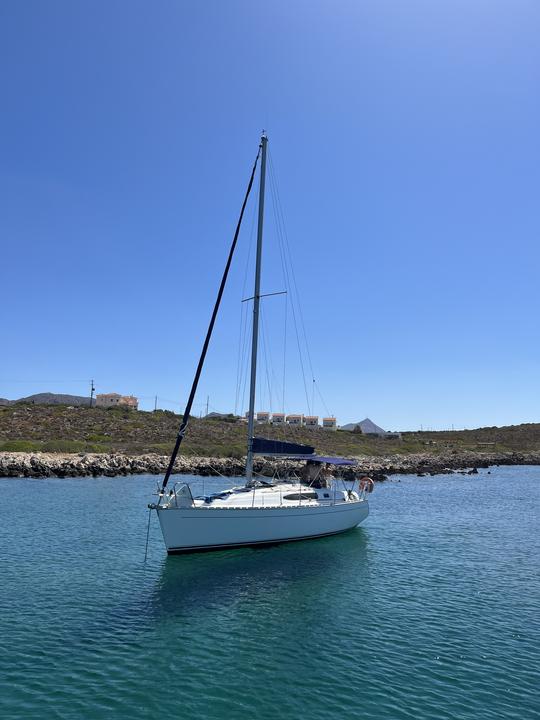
163 482 360 510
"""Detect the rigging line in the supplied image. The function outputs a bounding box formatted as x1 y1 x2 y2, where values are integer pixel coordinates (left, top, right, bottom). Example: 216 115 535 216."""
282 291 287 415
268 150 317 399
240 190 258 296
270 150 332 420
234 197 258 415
260 301 284 415
234 302 245 416
156 397 184 407
266 303 286 415
271 235 290 442
143 509 152 563
267 175 290 432
233 302 244 415
240 318 252 416
258 345 264 414
259 305 273 413
268 152 310 414
234 300 250 416
259 304 270 411
239 301 253 416
267 154 311 414
271 155 314 375
275 243 311 416
160 143 261 492
315 380 332 418
237 293 253 415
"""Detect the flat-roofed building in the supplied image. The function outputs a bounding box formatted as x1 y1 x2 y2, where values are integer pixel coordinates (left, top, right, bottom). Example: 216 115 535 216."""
119 395 138 410
256 411 270 424
271 413 285 425
96 393 122 408
96 393 138 410
286 414 304 427
322 417 337 430
304 415 319 428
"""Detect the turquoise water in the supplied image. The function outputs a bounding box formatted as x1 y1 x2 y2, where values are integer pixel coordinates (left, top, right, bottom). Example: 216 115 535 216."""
0 467 538 719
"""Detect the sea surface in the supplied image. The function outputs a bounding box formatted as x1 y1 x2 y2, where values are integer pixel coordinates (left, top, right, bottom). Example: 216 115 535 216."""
0 467 538 720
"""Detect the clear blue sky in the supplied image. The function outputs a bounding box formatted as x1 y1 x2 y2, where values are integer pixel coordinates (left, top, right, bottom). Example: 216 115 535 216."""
1 1 539 430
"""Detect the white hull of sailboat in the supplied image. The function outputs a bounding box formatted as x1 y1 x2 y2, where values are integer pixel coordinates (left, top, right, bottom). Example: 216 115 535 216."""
156 500 369 553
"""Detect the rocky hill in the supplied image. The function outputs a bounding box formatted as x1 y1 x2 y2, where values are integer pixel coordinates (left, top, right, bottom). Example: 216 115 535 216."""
1 403 540 458
0 393 94 407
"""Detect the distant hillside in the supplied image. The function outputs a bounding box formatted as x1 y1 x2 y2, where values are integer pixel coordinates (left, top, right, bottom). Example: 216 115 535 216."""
0 404 540 458
0 393 94 407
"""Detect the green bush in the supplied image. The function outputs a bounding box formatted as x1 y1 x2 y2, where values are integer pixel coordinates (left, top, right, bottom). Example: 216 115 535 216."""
42 440 88 453
0 440 44 452
146 444 174 455
86 434 112 444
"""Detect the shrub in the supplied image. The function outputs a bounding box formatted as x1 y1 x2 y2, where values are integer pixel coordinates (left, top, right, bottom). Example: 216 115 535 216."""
0 440 44 452
42 440 88 453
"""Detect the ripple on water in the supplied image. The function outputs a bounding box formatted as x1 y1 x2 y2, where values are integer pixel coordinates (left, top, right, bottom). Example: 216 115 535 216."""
0 468 539 719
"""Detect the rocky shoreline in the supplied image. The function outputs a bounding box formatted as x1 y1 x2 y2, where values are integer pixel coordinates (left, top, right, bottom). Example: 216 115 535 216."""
1 450 540 480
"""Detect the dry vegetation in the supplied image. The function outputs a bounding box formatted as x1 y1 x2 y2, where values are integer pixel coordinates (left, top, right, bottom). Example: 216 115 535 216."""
1 404 539 458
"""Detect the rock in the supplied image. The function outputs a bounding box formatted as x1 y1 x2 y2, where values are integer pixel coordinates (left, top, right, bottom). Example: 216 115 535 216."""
1 450 540 481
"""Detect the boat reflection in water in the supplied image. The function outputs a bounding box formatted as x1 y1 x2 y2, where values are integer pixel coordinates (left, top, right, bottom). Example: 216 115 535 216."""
149 526 371 620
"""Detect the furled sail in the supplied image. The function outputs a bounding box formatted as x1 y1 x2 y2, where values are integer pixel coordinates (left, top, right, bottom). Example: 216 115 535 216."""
251 437 315 456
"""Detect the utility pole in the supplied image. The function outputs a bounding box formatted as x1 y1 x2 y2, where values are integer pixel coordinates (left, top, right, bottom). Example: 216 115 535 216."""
89 379 95 407
154 395 158 411
205 395 209 417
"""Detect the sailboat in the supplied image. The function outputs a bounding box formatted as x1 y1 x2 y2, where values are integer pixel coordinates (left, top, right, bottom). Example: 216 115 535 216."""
149 134 370 553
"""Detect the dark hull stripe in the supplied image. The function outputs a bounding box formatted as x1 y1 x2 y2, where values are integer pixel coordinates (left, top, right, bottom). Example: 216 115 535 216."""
166 526 358 555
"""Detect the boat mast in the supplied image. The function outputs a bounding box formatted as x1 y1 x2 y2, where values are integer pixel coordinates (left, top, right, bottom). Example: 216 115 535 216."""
245 133 268 484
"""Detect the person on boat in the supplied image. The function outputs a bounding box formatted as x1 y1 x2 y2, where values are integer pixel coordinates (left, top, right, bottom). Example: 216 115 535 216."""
358 475 375 493
302 460 330 489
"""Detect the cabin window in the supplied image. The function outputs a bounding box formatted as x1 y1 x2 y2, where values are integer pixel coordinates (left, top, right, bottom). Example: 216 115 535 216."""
283 492 318 501
323 493 330 498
